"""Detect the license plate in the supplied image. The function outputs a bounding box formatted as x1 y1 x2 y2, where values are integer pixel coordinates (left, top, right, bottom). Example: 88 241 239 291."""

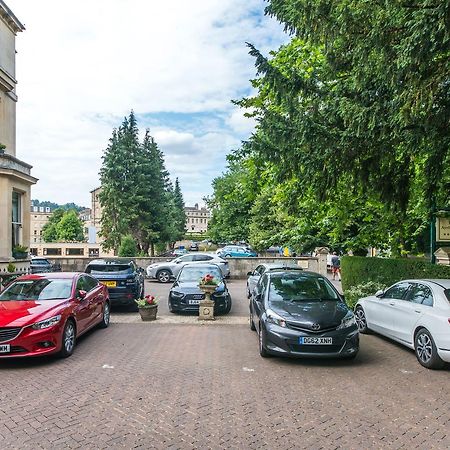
299 337 333 345
102 281 116 288
188 300 201 305
0 344 11 353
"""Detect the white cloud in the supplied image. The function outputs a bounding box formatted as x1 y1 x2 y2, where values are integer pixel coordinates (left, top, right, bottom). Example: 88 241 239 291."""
7 0 287 206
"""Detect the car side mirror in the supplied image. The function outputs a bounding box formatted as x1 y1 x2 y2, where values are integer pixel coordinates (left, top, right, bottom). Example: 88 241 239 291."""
77 290 87 300
255 293 262 302
247 271 253 277
375 290 384 298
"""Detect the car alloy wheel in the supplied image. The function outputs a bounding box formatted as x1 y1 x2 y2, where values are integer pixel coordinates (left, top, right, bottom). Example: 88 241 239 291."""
354 306 369 334
99 302 110 328
59 320 76 358
415 328 445 370
258 326 269 357
157 270 171 283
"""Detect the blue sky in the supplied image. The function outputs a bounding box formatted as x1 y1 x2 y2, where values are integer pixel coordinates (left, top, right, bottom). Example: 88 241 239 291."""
8 0 288 207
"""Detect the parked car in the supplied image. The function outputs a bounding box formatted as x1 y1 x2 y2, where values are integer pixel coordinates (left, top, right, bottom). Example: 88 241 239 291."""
146 253 230 283
189 242 199 251
217 245 257 258
250 269 359 359
0 272 110 358
355 279 450 369
85 259 145 309
30 257 61 274
168 263 232 314
246 263 301 298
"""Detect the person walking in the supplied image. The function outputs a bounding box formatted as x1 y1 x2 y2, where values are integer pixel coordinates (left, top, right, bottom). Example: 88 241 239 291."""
331 251 341 281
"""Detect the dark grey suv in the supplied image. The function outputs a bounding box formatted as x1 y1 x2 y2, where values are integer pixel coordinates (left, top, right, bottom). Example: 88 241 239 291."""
30 257 61 274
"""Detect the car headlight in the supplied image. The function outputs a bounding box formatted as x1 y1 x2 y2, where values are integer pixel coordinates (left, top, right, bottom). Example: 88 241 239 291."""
266 309 287 328
337 312 356 330
31 315 62 330
171 291 184 299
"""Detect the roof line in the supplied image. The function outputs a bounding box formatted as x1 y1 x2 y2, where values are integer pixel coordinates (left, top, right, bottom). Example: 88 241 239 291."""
0 0 25 32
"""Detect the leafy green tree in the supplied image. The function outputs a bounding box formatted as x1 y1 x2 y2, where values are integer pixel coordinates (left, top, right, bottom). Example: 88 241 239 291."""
55 210 84 242
42 208 65 242
118 234 138 257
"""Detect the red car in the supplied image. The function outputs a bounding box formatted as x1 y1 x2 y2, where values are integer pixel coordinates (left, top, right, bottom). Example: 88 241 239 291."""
0 272 110 358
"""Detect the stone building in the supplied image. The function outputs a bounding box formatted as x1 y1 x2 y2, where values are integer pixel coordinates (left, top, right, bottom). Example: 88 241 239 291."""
0 1 37 274
30 204 52 244
185 203 210 234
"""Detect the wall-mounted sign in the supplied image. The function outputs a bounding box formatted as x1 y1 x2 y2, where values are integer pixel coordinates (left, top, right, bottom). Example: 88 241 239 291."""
437 217 450 242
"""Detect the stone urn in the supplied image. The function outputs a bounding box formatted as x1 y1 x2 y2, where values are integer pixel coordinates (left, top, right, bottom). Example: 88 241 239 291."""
138 305 158 321
198 284 217 320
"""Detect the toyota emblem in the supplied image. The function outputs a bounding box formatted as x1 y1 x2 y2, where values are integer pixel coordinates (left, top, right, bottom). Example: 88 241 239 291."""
311 323 321 331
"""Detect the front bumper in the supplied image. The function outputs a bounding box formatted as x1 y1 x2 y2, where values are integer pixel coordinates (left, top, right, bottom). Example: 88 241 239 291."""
263 323 359 358
169 294 231 314
0 324 64 358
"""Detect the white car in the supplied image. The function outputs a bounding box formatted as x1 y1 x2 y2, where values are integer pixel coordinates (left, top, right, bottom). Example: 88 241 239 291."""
355 279 450 369
146 253 230 283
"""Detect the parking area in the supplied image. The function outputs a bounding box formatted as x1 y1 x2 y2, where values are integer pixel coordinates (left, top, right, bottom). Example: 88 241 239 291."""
0 280 448 449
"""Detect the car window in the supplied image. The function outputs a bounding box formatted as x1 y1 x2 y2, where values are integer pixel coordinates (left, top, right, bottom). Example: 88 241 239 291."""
178 266 222 282
255 265 264 276
257 274 269 295
407 284 433 306
86 264 132 274
84 275 99 292
383 282 411 300
268 273 340 304
0 278 73 301
193 255 212 261
76 276 88 292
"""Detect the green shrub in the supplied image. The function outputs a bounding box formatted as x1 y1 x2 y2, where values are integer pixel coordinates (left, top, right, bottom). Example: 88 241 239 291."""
118 235 137 257
344 281 387 310
341 256 450 291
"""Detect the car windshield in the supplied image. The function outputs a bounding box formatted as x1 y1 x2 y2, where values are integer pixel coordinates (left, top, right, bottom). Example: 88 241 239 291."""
86 264 132 274
0 279 73 301
268 273 340 305
179 267 222 282
445 289 450 303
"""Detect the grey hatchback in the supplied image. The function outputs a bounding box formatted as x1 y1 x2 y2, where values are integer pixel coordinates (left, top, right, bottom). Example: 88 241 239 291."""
250 270 359 359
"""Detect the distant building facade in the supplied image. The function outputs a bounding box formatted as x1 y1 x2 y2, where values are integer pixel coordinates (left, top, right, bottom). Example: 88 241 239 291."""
0 1 37 273
30 204 52 244
185 203 210 234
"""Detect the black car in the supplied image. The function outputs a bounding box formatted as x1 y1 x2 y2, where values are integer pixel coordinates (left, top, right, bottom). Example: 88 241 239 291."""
189 242 199 251
85 259 145 309
30 257 61 274
169 263 232 314
250 269 359 359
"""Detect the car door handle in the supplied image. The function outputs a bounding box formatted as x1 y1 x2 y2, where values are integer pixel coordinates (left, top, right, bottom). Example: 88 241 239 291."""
389 302 395 306
414 310 421 313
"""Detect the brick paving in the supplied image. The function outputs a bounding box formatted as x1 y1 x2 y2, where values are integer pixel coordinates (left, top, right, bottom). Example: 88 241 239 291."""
0 280 449 449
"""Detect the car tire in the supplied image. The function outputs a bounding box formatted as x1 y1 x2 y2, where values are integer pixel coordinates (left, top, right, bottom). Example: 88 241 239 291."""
221 298 232 315
249 308 256 331
354 306 370 334
140 283 145 299
98 302 110 329
58 319 76 358
156 269 171 283
168 300 175 313
258 326 270 358
414 328 445 370
247 285 251 299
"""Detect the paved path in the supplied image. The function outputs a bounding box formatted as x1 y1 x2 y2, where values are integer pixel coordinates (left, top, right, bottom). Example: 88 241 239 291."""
0 280 448 449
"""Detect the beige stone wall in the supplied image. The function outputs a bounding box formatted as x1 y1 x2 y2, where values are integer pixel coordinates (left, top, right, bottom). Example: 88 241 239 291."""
0 89 16 155
30 211 51 244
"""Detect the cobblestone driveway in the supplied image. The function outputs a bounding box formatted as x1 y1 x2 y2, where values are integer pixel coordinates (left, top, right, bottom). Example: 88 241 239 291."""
0 281 448 449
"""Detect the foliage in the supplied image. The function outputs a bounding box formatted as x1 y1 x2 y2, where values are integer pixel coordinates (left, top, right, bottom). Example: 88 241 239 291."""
344 281 387 310
55 210 84 242
199 274 219 286
207 1 449 255
135 295 158 308
118 234 138 257
99 112 186 255
7 263 16 273
341 256 450 291
12 245 28 253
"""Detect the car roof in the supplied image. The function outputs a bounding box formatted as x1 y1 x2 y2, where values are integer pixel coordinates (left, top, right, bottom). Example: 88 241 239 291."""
182 263 221 270
267 270 323 278
398 279 450 289
262 263 301 271
87 258 134 265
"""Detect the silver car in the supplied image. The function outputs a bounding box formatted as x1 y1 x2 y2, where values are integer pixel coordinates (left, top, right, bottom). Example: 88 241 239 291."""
146 253 230 283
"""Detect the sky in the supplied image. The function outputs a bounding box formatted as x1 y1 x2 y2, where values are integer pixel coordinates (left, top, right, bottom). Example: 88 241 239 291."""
7 0 288 208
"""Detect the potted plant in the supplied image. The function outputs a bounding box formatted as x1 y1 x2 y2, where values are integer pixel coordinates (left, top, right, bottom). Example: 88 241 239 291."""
12 245 28 259
198 273 219 320
135 295 158 321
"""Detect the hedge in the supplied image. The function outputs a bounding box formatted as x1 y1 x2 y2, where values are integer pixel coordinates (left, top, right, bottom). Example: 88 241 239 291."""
341 256 450 291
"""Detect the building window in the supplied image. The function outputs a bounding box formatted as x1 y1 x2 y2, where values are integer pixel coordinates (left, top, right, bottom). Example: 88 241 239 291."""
12 191 22 249
44 248 62 256
66 248 84 256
